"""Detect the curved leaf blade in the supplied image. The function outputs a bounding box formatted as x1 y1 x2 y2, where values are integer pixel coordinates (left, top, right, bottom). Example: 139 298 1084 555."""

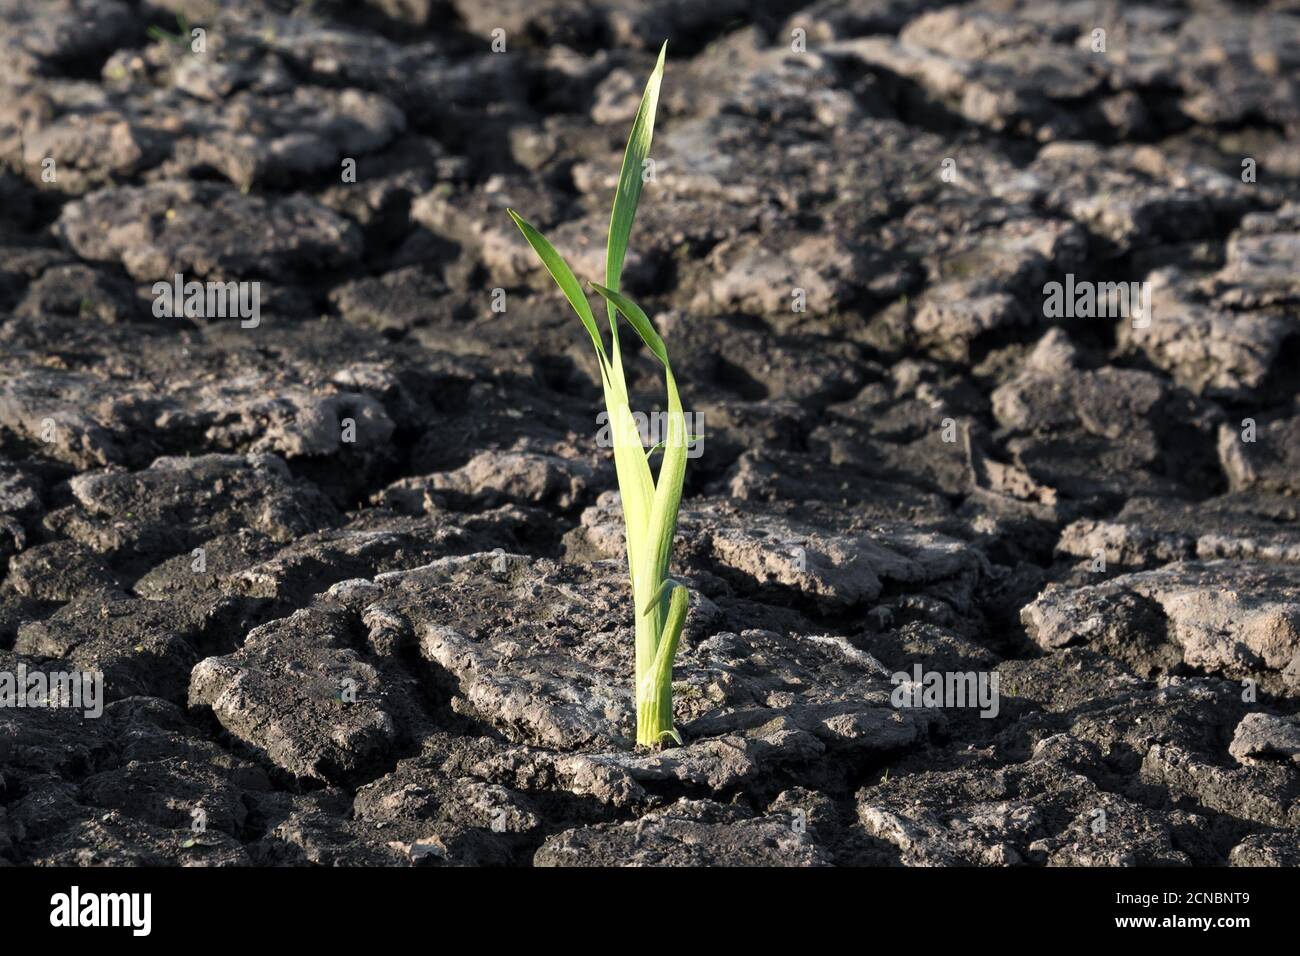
507 208 609 369
605 42 667 329
588 283 670 369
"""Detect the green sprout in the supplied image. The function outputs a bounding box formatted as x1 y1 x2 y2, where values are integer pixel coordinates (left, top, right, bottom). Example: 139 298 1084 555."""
506 43 689 749
147 14 192 48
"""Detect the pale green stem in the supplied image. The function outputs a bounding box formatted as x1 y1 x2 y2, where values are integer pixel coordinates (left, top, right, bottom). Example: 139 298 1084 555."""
634 585 687 746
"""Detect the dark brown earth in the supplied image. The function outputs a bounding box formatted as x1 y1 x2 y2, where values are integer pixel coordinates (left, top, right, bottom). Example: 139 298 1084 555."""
1 0 1299 867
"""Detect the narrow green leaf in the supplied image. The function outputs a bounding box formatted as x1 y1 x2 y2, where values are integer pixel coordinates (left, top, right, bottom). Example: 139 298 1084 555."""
605 42 667 358
507 209 610 370
650 585 688 681
588 283 669 368
639 576 678 617
604 392 656 678
641 364 688 607
645 435 701 460
657 725 684 745
603 397 654 535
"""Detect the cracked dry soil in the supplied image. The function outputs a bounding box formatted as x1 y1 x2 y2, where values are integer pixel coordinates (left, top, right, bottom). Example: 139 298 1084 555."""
1 0 1299 867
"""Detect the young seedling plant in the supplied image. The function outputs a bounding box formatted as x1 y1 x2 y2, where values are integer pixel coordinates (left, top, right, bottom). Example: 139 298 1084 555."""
507 43 689 748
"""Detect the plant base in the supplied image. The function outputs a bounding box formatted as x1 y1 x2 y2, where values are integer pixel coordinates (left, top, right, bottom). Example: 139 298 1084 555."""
635 683 679 748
